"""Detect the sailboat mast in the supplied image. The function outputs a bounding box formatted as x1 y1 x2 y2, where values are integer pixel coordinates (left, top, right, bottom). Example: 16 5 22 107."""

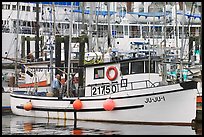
66 2 74 97
15 2 20 86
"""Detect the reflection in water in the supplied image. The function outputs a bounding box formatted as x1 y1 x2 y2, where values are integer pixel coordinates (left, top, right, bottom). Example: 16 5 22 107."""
2 114 202 135
23 123 33 133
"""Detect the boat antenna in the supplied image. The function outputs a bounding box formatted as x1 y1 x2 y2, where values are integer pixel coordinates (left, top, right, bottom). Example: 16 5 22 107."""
66 2 74 97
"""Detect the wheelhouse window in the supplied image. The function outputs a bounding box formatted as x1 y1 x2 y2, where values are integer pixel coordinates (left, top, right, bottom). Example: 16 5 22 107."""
145 60 155 73
94 67 104 79
131 61 144 74
120 62 129 75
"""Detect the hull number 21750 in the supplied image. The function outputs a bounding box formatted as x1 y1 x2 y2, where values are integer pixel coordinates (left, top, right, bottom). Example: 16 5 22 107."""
91 85 118 96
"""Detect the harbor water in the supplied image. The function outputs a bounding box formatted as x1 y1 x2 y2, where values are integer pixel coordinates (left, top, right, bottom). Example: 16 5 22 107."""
2 113 202 135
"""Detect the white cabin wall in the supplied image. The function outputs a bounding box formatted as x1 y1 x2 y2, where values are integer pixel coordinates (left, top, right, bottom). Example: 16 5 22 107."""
85 63 162 96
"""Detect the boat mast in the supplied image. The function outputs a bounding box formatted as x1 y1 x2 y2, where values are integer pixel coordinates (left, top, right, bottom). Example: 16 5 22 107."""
88 2 93 52
35 2 40 61
180 2 185 82
15 2 20 86
81 2 85 32
49 3 54 88
175 2 179 64
66 2 74 97
95 2 99 52
162 2 167 84
107 2 112 48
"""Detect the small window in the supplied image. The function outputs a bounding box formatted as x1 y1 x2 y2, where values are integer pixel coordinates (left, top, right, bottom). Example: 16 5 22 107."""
26 6 30 11
131 61 144 74
120 62 129 75
7 4 10 10
94 67 104 79
27 21 31 27
33 7 36 12
12 5 16 10
22 6 25 11
124 26 128 35
145 61 155 73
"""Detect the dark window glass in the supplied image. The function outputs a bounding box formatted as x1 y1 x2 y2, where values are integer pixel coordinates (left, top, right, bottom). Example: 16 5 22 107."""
120 63 129 75
26 6 30 11
33 7 36 12
131 61 144 74
22 6 25 11
145 61 155 73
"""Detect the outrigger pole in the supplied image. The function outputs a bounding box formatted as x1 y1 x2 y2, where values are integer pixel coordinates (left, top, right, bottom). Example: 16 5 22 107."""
67 2 74 97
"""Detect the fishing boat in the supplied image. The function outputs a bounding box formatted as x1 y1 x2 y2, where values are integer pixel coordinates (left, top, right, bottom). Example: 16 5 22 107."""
10 55 198 125
9 2 200 125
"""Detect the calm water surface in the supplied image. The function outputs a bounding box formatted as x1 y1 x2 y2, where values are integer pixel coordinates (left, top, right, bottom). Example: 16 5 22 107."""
2 114 202 135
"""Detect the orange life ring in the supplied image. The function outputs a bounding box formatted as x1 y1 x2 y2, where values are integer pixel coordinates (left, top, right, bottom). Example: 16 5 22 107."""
106 66 118 81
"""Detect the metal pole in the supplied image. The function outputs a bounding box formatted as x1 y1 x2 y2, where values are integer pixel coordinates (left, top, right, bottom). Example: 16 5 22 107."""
81 2 85 33
107 2 111 48
15 2 20 86
175 2 179 63
88 2 93 52
162 2 167 84
50 3 54 89
35 2 40 61
180 2 185 82
67 2 74 97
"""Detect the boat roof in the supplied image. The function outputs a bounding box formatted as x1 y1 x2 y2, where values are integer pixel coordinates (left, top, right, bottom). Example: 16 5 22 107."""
84 56 161 68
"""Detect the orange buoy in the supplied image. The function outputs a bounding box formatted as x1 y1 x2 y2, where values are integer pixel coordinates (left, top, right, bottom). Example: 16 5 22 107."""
23 102 32 111
24 123 33 132
73 99 83 110
103 99 115 111
72 128 83 135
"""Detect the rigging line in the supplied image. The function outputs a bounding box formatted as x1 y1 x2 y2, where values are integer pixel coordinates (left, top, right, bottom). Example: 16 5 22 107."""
6 2 14 21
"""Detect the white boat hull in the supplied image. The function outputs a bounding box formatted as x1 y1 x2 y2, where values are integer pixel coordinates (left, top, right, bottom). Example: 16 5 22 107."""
10 82 197 125
2 92 11 111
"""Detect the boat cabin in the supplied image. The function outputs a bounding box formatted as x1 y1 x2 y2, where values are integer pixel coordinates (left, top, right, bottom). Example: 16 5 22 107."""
84 56 162 97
